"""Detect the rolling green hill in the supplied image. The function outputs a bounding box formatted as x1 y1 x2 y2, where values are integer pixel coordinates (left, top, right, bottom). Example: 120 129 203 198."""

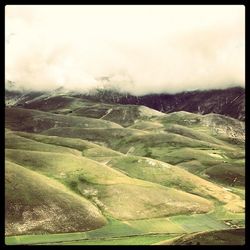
11 93 165 127
5 97 245 245
36 111 244 187
5 147 214 221
106 155 244 213
5 107 122 133
5 161 106 236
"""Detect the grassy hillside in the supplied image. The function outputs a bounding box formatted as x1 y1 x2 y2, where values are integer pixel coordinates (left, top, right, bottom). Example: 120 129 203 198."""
11 131 123 159
8 107 243 188
40 113 244 187
106 156 244 213
70 103 164 127
42 127 148 148
5 99 245 245
14 94 165 127
5 131 81 156
5 161 106 236
6 212 234 245
158 228 245 245
6 148 213 221
5 107 122 133
9 130 244 205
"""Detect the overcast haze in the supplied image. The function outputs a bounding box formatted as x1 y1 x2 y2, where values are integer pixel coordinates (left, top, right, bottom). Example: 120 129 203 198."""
5 5 245 95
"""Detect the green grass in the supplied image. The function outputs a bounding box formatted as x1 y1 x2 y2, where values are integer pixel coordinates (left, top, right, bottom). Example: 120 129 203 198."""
107 155 244 212
163 123 229 146
108 155 205 194
85 217 141 239
5 161 106 236
230 187 245 199
169 214 230 233
14 131 123 158
21 96 165 127
100 105 164 127
42 127 148 148
123 217 185 234
5 129 244 222
5 216 180 245
5 147 214 222
6 107 245 188
6 213 240 245
5 107 122 133
5 149 131 185
209 205 245 220
5 131 81 156
52 234 176 245
129 120 165 131
90 183 213 220
5 106 245 245
5 232 87 245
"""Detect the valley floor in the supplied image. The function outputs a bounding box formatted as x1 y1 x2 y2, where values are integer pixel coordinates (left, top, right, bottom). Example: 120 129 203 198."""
6 210 244 245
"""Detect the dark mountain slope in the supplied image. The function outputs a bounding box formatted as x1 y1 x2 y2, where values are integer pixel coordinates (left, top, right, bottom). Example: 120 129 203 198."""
74 87 245 121
5 86 245 121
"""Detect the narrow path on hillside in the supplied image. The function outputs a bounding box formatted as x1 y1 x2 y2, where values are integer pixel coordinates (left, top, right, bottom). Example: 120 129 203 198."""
100 109 113 119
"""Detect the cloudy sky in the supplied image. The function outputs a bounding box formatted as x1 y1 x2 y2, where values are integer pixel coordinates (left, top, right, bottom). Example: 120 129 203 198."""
5 5 245 95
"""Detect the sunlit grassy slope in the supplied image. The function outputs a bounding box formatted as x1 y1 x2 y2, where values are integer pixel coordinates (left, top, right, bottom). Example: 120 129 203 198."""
106 156 244 212
7 131 243 208
5 129 244 227
5 147 213 222
5 102 245 244
23 107 243 187
5 161 106 236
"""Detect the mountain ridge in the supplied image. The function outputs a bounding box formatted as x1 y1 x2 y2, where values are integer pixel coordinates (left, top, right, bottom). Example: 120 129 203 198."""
73 87 245 121
5 85 245 121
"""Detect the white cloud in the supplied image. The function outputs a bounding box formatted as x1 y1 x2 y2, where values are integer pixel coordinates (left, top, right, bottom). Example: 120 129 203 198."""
5 5 245 94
